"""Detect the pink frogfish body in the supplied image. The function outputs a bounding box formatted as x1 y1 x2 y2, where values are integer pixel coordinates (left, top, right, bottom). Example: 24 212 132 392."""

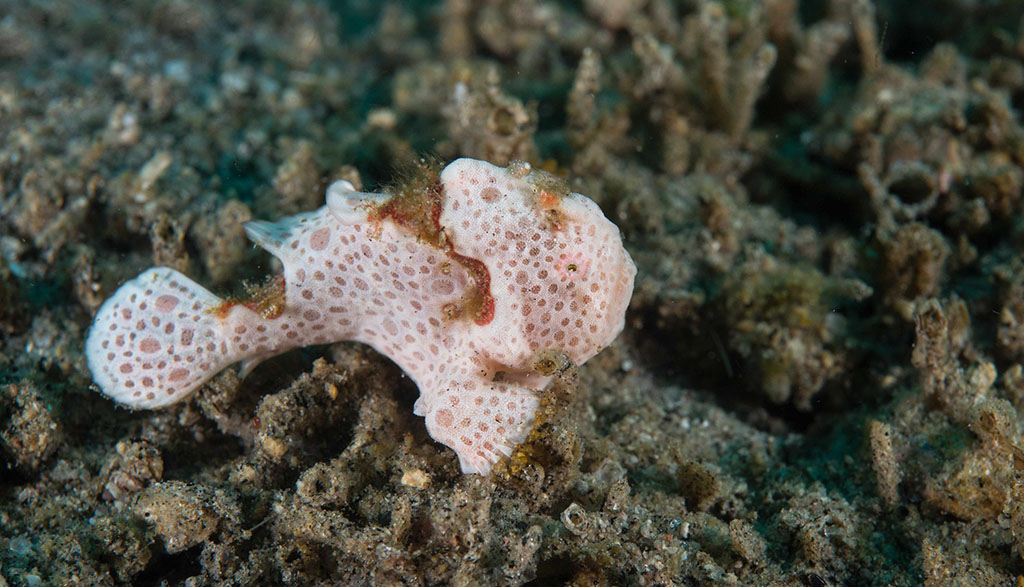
86 158 636 474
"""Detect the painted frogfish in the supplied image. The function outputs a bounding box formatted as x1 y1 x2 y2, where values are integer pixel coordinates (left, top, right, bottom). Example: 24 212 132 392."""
86 158 636 474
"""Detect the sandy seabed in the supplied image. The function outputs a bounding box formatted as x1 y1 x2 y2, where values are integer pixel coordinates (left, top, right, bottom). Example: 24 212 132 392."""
3 0 1024 584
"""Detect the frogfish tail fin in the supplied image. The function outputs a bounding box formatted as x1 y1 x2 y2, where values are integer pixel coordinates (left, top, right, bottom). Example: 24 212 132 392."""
85 267 235 409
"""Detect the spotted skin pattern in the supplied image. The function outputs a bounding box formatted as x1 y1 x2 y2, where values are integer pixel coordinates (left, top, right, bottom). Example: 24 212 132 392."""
86 159 636 474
